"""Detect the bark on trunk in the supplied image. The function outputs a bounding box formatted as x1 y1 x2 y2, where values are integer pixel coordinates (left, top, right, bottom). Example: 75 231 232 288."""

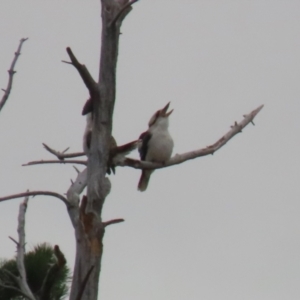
69 1 133 299
69 197 105 300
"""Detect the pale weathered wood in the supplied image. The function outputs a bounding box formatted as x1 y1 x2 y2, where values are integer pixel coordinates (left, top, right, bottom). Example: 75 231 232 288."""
68 2 136 298
22 159 87 167
15 196 36 300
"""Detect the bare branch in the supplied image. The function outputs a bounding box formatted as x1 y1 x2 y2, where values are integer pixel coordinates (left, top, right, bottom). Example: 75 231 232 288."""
2 268 20 285
119 105 264 170
0 38 28 113
103 218 125 227
0 191 69 206
43 143 85 160
66 168 87 229
73 165 81 174
62 147 70 153
67 168 88 206
22 159 87 167
25 140 137 169
109 0 140 27
0 199 36 299
8 236 19 246
15 196 36 300
65 47 99 97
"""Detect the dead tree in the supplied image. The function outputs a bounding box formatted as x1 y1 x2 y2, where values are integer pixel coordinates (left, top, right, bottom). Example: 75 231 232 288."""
0 1 263 300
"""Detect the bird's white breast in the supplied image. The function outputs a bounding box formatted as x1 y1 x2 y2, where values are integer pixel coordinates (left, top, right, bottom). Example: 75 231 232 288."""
146 129 174 163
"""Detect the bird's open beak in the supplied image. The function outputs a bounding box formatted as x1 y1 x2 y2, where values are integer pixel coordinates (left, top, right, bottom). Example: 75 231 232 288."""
160 102 173 117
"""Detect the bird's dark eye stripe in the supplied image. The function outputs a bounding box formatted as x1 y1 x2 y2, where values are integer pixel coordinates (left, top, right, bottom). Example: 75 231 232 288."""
149 111 159 126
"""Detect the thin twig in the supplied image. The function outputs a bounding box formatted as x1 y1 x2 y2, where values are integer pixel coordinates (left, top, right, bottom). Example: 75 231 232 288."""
43 143 85 160
109 0 140 27
0 191 69 206
61 60 72 65
0 38 28 113
8 236 19 246
73 166 80 174
119 105 264 170
62 147 70 153
22 159 87 167
103 218 125 227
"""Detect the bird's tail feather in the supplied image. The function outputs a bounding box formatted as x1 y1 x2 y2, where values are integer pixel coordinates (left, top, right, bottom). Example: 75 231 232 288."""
138 170 153 192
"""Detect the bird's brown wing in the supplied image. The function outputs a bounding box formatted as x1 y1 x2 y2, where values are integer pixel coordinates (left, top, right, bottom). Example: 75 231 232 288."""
138 131 152 161
82 98 93 115
86 130 92 150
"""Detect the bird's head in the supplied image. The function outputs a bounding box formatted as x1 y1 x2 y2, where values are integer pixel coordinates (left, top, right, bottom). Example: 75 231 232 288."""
148 102 173 128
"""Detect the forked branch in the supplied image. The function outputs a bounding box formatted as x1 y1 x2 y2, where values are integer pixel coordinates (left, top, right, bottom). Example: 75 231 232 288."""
64 47 99 98
43 143 85 160
0 38 28 113
109 0 140 27
67 168 87 207
119 105 264 170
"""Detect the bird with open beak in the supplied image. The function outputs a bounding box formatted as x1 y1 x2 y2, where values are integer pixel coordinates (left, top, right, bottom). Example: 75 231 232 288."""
138 102 174 191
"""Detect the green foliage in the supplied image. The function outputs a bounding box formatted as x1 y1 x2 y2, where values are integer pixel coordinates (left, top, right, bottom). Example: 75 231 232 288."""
0 243 70 300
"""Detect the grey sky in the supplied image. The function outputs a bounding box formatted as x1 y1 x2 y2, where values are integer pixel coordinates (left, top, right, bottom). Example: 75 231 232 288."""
1 0 300 299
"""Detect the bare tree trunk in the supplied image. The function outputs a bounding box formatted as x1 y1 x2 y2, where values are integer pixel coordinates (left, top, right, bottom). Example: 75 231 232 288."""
69 196 105 300
69 1 134 299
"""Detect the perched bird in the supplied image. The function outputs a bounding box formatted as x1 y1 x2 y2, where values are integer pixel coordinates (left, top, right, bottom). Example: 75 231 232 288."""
82 112 93 156
82 105 139 174
82 98 95 156
138 102 174 191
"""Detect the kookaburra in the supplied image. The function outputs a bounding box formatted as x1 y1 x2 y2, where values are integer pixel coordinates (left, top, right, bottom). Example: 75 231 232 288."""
82 99 138 174
138 102 174 191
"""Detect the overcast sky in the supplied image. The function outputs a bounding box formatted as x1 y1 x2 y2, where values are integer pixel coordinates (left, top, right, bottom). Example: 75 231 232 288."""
1 1 300 299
